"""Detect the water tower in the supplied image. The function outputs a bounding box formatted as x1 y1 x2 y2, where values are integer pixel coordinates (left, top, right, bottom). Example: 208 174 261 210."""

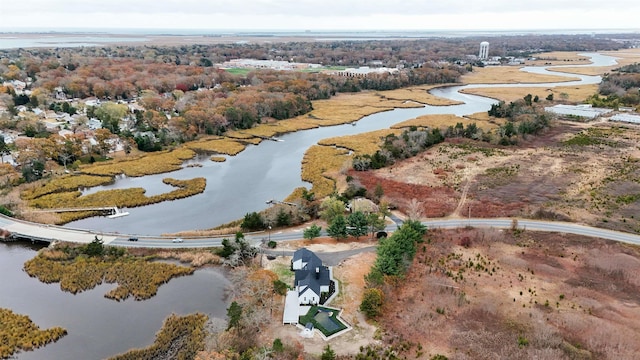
479 41 490 60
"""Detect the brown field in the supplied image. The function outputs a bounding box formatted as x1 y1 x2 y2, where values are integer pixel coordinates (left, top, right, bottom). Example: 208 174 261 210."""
352 121 640 234
527 51 592 66
601 48 640 67
461 66 580 84
460 84 599 103
379 228 640 359
546 66 613 76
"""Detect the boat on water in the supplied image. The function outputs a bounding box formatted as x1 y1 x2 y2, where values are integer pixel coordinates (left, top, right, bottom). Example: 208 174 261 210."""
107 207 130 219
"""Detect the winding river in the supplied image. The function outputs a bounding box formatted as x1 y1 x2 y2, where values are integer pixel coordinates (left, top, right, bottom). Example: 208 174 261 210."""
0 52 618 359
66 53 618 236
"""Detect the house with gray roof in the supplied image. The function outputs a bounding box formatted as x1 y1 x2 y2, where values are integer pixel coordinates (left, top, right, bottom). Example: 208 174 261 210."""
283 248 334 324
292 248 331 305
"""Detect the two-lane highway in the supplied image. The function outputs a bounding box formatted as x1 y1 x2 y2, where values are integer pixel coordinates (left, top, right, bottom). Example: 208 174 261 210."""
2 214 640 248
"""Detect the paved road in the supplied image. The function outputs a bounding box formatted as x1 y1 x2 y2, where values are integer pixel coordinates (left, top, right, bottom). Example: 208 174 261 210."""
2 214 640 248
262 247 377 266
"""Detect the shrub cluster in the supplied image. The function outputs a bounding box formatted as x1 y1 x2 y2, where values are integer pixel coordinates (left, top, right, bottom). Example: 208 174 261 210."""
360 220 426 318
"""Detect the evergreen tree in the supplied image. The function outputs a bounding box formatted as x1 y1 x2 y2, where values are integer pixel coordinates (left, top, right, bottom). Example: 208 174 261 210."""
327 214 348 240
347 211 368 239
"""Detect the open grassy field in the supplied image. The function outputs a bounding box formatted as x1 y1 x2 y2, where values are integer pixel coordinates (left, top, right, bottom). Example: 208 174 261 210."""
460 84 599 103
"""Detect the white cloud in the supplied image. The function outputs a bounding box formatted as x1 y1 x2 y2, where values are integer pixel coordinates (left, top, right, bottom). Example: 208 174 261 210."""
1 0 640 31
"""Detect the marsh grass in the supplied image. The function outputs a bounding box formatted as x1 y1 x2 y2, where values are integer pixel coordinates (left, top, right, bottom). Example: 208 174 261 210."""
460 84 598 103
186 137 247 155
392 114 501 132
107 313 207 360
29 177 206 224
210 156 226 162
82 148 196 177
319 129 399 155
0 308 67 359
462 66 579 84
21 174 114 200
24 248 195 301
381 85 463 106
301 145 351 198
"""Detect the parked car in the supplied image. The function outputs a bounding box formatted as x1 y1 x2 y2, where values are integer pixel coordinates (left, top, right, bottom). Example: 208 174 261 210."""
172 237 183 243
128 237 138 242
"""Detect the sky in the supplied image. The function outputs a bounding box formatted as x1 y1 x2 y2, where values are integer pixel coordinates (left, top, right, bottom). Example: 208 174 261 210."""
2 0 640 32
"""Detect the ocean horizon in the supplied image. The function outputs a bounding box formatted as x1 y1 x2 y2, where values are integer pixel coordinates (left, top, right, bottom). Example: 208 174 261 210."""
0 28 638 50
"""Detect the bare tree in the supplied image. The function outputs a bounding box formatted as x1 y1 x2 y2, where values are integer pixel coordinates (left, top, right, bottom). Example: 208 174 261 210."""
407 198 423 220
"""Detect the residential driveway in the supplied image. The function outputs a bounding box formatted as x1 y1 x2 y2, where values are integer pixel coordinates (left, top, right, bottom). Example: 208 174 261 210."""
261 246 376 266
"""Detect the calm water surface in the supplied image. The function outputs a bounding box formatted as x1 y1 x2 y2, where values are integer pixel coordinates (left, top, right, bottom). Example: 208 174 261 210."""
0 241 230 360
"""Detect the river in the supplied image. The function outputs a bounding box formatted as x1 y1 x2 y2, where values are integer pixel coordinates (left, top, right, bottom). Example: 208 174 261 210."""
0 52 618 359
66 53 617 235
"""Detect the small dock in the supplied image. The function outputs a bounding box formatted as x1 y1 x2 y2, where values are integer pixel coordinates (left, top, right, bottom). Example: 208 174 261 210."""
28 206 127 217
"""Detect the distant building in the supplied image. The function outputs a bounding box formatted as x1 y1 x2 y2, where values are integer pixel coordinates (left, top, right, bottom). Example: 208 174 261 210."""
479 41 490 60
611 113 640 124
338 66 399 77
545 104 613 119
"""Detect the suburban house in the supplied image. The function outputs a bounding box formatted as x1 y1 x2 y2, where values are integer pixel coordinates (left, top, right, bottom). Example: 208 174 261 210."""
283 248 334 324
292 248 331 305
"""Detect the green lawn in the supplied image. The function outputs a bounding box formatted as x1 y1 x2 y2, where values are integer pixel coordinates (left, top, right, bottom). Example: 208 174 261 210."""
270 262 295 285
224 68 252 76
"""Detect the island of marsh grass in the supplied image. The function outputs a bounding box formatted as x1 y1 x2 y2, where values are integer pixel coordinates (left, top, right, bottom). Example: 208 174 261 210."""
28 177 206 224
24 244 196 301
108 313 207 360
460 84 599 103
21 174 114 200
185 137 247 155
82 148 196 177
0 308 67 359
391 113 502 132
210 156 226 162
461 66 580 84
